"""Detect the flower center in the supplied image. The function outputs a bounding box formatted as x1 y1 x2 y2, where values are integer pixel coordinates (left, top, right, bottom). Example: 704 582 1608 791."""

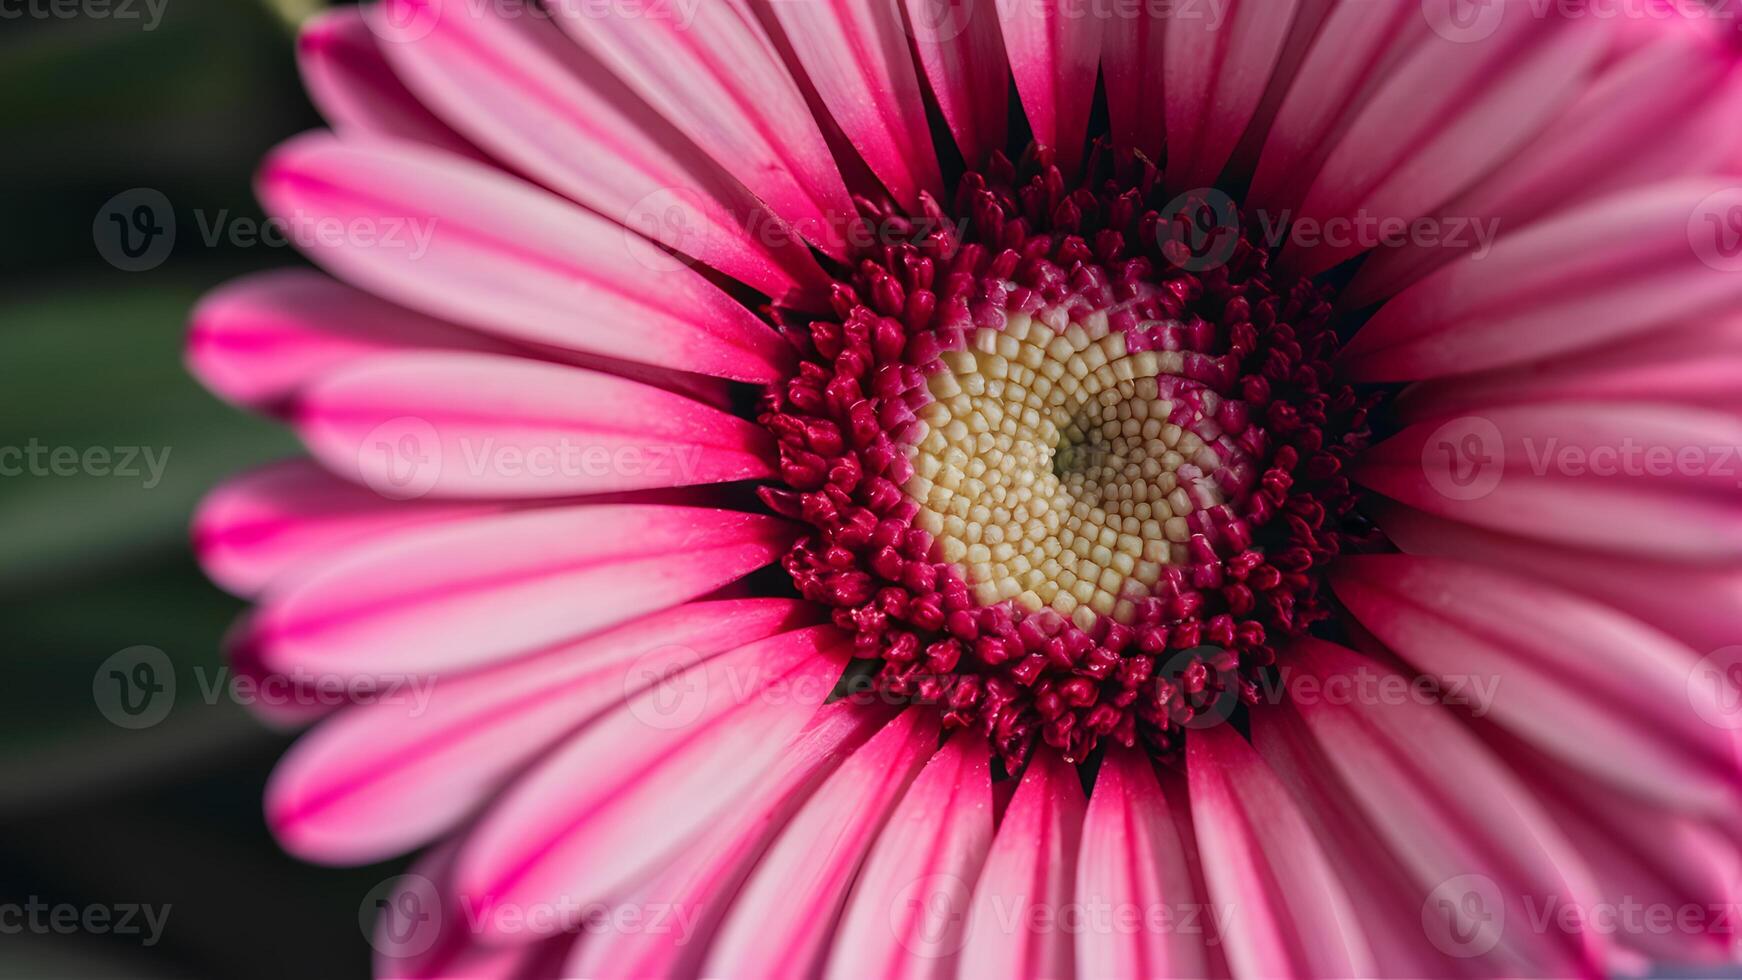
759 146 1378 768
913 319 1254 631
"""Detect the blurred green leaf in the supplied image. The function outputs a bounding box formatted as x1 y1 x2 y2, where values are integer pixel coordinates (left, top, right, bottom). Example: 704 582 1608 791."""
0 278 300 591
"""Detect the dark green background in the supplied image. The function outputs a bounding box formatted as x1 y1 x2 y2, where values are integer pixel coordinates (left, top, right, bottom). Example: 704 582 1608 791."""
2 3 405 976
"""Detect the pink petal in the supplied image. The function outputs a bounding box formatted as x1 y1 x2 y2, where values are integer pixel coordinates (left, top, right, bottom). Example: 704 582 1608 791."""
189 270 733 415
220 613 333 729
1218 0 1340 183
1280 6 1605 277
1100 3 1166 162
1333 554 1741 814
1371 500 1742 655
187 270 510 413
1278 639 1605 976
1393 314 1742 420
1076 746 1214 979
549 0 855 259
255 132 791 383
1344 30 1742 306
996 0 1100 177
1164 0 1307 193
296 8 485 163
371 844 550 980
250 503 796 676
1245 1 1424 215
825 733 993 980
1252 705 1479 977
192 458 517 597
294 351 774 499
902 0 1008 169
704 708 941 978
370 0 826 302
1354 401 1742 560
266 599 814 865
1340 178 1742 381
567 699 896 979
761 0 944 212
1186 724 1374 977
1496 735 1742 969
961 750 1084 980
454 626 849 941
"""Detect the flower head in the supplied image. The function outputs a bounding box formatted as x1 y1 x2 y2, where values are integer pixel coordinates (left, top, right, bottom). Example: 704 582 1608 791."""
192 0 1742 976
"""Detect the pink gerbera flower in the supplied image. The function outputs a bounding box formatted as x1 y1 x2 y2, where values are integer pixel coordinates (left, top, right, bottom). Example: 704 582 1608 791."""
189 0 1742 975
